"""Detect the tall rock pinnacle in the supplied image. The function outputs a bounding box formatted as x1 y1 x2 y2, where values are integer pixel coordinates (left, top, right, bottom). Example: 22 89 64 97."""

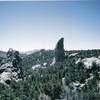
55 38 65 62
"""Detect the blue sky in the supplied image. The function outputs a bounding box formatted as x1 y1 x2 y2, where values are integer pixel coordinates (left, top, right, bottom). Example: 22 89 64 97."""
0 1 100 51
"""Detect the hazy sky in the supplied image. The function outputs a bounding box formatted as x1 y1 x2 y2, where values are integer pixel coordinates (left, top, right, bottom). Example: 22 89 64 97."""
0 1 100 52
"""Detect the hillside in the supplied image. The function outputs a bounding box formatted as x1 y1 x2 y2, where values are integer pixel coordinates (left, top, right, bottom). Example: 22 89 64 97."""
0 38 100 100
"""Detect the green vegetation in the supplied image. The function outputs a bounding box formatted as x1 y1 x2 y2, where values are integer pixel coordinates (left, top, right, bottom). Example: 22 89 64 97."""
0 49 100 100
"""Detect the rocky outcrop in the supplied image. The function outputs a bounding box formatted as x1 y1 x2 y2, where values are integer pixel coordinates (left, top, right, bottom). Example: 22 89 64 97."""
55 38 65 62
0 48 23 85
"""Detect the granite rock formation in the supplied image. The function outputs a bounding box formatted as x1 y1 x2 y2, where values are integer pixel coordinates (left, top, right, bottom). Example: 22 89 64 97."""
55 38 65 62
